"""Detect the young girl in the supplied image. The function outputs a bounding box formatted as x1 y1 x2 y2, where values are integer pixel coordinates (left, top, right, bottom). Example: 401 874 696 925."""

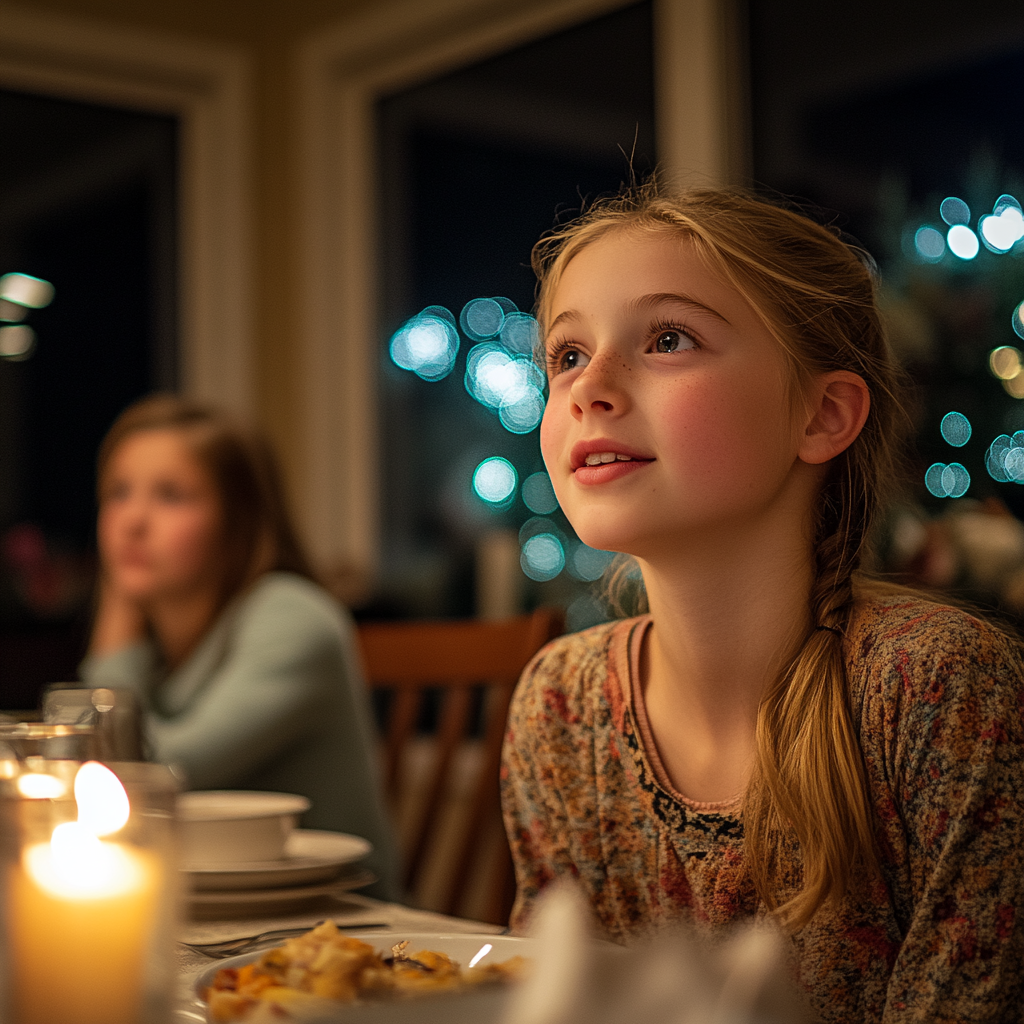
501 187 1024 1021
81 395 398 897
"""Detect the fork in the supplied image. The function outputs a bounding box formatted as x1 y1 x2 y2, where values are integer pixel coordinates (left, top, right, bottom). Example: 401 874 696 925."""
181 921 389 958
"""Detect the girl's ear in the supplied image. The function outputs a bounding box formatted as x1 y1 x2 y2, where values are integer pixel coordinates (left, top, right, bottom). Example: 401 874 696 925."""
798 370 870 465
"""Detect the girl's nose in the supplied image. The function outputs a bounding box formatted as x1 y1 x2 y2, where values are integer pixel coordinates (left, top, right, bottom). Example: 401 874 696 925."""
568 351 631 418
117 496 149 532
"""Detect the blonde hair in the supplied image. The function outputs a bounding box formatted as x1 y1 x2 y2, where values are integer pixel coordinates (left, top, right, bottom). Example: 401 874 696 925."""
533 184 910 929
97 394 313 608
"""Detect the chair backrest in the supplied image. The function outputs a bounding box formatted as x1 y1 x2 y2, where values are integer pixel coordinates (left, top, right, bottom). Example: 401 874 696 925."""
357 607 564 924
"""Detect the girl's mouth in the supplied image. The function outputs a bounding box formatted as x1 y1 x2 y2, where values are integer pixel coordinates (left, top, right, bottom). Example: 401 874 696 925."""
573 453 653 484
583 451 635 466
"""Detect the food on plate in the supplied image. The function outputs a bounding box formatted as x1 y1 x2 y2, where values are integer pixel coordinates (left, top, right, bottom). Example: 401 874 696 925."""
202 921 531 1021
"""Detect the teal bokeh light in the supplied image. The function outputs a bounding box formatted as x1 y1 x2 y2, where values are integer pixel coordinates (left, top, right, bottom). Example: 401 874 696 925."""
1013 301 1024 342
499 386 545 433
460 297 506 341
390 309 459 380
913 226 945 262
939 411 971 447
939 197 970 226
988 433 1024 483
568 543 614 582
473 457 517 505
521 533 565 581
946 225 979 260
925 462 970 498
522 472 558 515
500 312 539 355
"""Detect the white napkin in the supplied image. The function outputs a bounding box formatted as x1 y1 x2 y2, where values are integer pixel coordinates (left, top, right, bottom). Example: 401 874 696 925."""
501 884 812 1024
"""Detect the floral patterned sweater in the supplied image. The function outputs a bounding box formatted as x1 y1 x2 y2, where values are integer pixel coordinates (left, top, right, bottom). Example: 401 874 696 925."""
500 596 1024 1022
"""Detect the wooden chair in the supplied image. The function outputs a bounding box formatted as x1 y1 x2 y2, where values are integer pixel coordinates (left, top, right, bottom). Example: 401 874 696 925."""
357 607 564 925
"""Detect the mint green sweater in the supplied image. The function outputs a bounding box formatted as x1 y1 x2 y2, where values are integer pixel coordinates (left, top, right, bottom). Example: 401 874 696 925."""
81 571 398 899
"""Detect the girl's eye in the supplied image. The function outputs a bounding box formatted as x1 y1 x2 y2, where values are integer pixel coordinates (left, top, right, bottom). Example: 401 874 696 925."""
155 483 189 503
548 344 590 375
654 329 695 354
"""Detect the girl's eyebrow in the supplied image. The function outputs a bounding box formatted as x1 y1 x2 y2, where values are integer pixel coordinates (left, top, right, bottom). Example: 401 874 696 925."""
546 308 583 335
628 292 731 325
546 292 730 338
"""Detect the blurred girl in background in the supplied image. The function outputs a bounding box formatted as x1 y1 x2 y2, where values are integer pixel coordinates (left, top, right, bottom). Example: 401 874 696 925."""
82 395 397 896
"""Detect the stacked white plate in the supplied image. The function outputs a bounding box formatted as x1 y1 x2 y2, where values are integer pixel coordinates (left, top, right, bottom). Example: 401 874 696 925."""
179 792 375 918
184 829 375 917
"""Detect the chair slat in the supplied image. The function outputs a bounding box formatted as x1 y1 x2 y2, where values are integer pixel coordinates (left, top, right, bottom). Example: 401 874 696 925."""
443 681 515 918
358 607 564 923
402 685 473 892
383 689 420 802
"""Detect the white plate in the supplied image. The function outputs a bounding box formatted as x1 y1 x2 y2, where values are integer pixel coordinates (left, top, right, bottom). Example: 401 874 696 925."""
185 830 373 890
191 931 531 1022
188 870 377 919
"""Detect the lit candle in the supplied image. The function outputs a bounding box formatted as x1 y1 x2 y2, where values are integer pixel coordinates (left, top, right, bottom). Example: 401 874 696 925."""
8 762 162 1024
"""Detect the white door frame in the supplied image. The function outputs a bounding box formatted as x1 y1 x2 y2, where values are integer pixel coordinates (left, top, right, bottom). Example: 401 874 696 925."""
0 3 254 415
296 0 743 577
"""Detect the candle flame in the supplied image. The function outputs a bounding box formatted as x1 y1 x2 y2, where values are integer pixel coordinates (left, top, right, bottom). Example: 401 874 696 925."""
22 763 140 899
75 761 130 836
26 826 140 900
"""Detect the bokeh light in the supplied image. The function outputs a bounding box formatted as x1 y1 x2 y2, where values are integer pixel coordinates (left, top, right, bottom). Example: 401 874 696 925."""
1013 301 1024 343
925 462 970 498
390 309 459 380
460 298 505 341
1006 449 1024 482
946 225 979 260
990 346 1022 380
520 533 565 581
0 325 35 360
1004 373 1024 399
465 345 511 407
500 312 540 355
994 194 1021 215
0 273 54 309
568 543 614 582
519 515 559 543
466 347 545 412
522 472 559 514
498 387 545 433
987 433 1024 482
913 226 945 262
939 411 971 447
472 457 517 504
979 206 1024 253
0 299 26 323
939 197 970 226
987 435 1013 482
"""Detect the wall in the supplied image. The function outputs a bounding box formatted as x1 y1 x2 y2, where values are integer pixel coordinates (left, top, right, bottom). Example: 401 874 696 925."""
5 0 381 496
